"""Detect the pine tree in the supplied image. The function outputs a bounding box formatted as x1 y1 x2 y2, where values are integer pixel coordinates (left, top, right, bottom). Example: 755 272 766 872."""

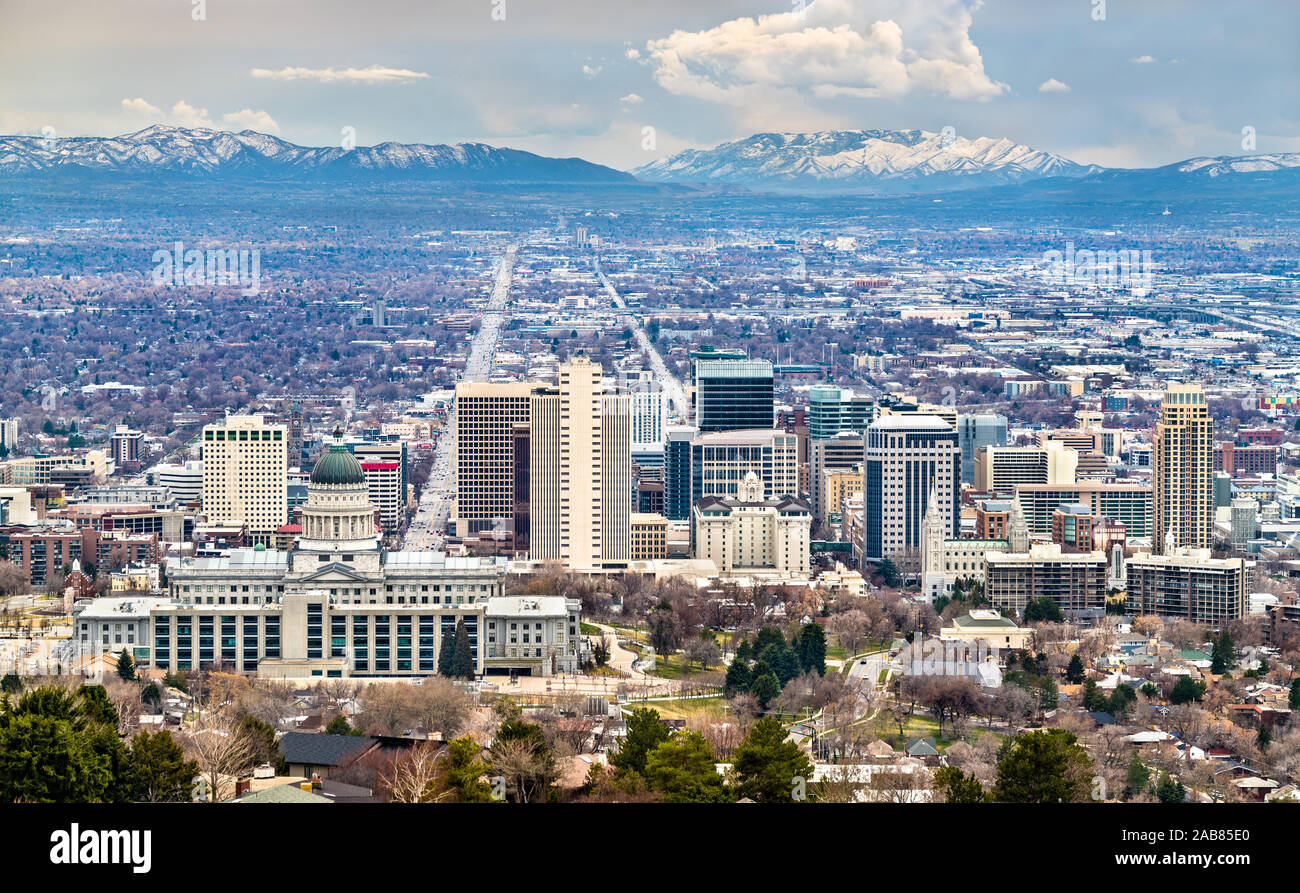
1065 654 1085 684
1125 751 1150 799
794 622 827 676
724 658 752 696
451 618 475 679
116 649 135 681
1290 679 1300 711
438 624 457 677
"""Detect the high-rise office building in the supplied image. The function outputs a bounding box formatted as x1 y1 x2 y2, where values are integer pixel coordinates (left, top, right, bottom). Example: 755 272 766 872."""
629 371 666 450
529 358 631 571
664 425 699 520
862 415 959 563
454 381 534 538
957 414 1008 483
1153 384 1214 554
109 424 144 471
808 385 875 438
200 414 288 546
810 434 864 527
0 418 18 453
352 442 408 535
693 358 774 433
974 442 1077 492
691 429 800 506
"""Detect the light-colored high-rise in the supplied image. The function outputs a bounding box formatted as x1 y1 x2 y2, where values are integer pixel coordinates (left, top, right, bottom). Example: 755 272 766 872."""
454 381 534 537
974 441 1077 492
530 358 631 571
1153 384 1213 554
629 371 666 450
200 414 287 545
862 415 959 564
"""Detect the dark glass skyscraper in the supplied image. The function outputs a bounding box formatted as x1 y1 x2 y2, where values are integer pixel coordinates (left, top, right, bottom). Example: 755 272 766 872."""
664 425 698 520
693 358 774 433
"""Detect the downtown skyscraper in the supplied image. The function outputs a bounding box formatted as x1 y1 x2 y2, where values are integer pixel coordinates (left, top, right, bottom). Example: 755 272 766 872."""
1152 383 1214 554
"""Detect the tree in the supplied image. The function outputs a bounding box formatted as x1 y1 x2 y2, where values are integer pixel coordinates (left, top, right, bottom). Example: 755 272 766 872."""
1125 751 1150 800
932 765 988 803
184 710 256 802
647 600 679 656
325 713 361 736
877 557 901 588
1023 597 1064 624
490 720 555 803
993 729 1094 803
682 635 721 671
1257 725 1271 753
438 624 458 677
438 736 495 803
725 658 752 696
793 622 827 676
1211 631 1237 675
750 671 781 710
1169 676 1204 705
451 618 475 679
125 730 199 802
643 731 731 803
731 717 815 803
235 715 283 773
116 649 136 681
1291 679 1300 711
0 686 124 803
0 673 20 694
1065 654 1085 685
378 740 447 803
610 707 670 778
1155 772 1185 804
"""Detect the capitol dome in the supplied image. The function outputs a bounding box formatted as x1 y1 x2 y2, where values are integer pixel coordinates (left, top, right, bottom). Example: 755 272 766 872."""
310 434 365 486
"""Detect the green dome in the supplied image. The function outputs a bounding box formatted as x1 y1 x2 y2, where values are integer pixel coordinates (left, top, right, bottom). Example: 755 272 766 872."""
310 442 365 485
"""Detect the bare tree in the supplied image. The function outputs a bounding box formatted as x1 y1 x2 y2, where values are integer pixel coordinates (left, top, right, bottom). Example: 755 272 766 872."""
377 740 449 803
183 709 256 802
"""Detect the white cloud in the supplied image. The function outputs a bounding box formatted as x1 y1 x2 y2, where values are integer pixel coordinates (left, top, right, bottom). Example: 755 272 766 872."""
170 100 215 128
643 0 1008 107
222 108 281 134
121 97 161 117
1038 78 1071 93
625 47 641 60
250 65 429 84
619 93 644 105
582 64 602 79
1131 55 1156 64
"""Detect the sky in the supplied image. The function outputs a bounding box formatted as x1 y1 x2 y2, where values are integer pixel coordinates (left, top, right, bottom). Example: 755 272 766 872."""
1 0 1296 171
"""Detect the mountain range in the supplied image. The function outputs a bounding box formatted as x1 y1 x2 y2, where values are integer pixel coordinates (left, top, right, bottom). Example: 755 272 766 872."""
1 125 1296 197
0 125 636 184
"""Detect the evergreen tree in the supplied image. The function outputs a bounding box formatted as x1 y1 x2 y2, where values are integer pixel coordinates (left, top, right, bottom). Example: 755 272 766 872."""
235 715 283 772
794 622 827 676
1290 679 1300 711
932 765 988 803
439 736 495 802
731 717 814 803
438 623 457 677
610 708 669 778
993 729 1094 803
1256 725 1271 753
451 618 475 679
1169 676 1204 705
1124 751 1150 799
1155 772 1185 803
754 626 785 654
116 649 135 681
1065 654 1085 684
750 672 781 710
140 682 161 707
724 658 752 696
1023 597 1064 624
124 730 199 802
0 674 20 695
643 731 731 803
0 685 125 803
325 714 353 736
1211 631 1236 675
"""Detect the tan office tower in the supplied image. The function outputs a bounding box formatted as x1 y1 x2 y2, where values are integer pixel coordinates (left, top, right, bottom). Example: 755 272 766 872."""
1153 384 1213 554
200 414 288 546
454 381 534 538
530 358 631 570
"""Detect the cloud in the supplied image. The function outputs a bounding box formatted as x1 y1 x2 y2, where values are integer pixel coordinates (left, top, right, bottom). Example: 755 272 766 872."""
619 93 644 105
1038 78 1071 93
625 48 641 60
222 108 281 134
1131 55 1156 64
582 64 602 79
121 97 161 117
170 100 215 128
643 0 1008 107
250 65 430 84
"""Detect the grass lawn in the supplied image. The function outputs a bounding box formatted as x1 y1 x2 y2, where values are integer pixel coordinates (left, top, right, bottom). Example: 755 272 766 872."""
650 653 720 679
579 622 601 636
624 696 729 721
869 712 1004 751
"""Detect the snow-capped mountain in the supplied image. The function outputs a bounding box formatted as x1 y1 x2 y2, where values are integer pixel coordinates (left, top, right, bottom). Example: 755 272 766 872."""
1171 153 1300 177
0 125 635 183
632 129 1100 193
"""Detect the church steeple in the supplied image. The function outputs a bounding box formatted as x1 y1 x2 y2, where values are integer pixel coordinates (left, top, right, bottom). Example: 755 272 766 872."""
1008 495 1030 552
